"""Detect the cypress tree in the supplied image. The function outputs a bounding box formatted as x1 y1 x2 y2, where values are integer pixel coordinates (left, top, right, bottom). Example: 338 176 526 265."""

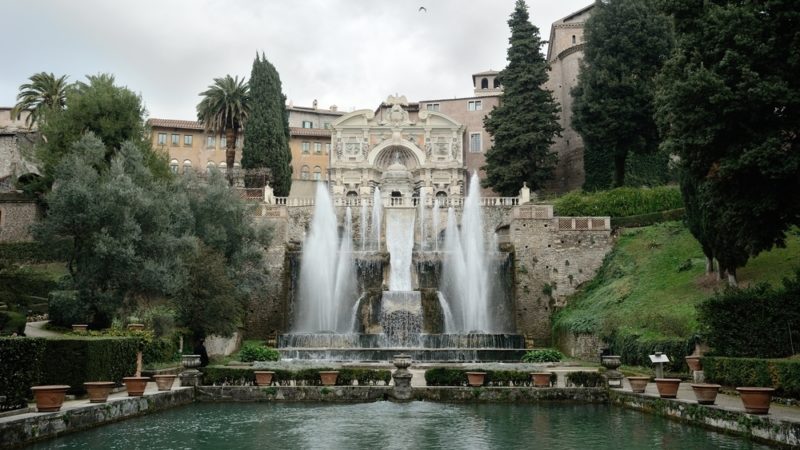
572 0 673 189
483 0 562 195
242 53 293 195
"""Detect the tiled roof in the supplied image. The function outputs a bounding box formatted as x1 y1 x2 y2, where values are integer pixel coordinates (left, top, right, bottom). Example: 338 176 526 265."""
289 127 332 137
147 118 206 131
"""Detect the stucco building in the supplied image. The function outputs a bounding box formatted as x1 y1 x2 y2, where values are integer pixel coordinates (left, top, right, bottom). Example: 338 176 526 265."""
147 118 242 174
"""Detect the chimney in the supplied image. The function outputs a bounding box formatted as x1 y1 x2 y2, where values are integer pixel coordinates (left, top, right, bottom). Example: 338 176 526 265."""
312 99 318 110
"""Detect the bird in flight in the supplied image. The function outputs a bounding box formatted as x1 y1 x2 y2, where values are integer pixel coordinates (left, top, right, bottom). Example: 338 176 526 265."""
419 6 427 12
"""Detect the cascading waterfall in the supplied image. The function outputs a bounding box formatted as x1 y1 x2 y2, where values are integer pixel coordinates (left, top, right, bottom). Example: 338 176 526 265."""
294 184 356 332
385 210 415 291
437 292 456 333
371 187 382 251
440 172 492 333
432 199 440 252
360 202 368 251
418 190 426 251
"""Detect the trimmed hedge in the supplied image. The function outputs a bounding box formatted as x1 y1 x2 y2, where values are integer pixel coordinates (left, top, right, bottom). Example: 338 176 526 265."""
553 186 683 218
697 276 800 358
424 368 551 387
0 337 46 410
611 208 685 229
703 357 800 399
0 240 72 263
40 338 139 394
607 332 692 373
142 336 180 366
0 311 27 336
565 371 605 387
199 366 392 386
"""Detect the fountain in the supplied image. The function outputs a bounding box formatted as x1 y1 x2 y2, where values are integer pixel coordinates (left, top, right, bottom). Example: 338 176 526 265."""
282 173 523 361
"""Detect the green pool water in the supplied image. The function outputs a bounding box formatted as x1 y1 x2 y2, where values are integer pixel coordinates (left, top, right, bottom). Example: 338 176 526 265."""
28 402 769 450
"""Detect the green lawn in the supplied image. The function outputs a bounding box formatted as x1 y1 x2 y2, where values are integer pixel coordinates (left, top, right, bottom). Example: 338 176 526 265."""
553 222 800 341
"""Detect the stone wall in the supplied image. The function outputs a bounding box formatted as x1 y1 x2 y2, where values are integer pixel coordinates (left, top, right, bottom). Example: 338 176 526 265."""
0 195 40 242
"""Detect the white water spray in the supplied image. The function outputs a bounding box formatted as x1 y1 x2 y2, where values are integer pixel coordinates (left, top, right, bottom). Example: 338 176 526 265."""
418 190 426 251
371 187 382 251
360 201 368 251
432 198 440 252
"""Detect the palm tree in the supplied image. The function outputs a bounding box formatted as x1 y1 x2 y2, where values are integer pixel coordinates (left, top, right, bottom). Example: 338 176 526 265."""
11 72 70 128
196 75 250 184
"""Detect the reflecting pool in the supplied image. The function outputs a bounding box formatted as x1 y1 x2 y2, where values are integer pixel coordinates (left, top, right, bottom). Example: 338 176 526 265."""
29 402 769 450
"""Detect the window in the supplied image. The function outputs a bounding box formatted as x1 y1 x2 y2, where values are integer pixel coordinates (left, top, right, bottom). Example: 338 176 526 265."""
184 135 193 146
572 35 576 44
313 166 322 181
468 100 482 111
302 120 313 128
171 134 180 146
220 136 227 148
183 159 192 174
206 136 215 148
314 142 322 154
481 78 489 89
426 103 440 112
169 159 179 173
470 133 482 153
326 143 331 154
494 78 501 88
302 142 310 154
301 165 310 180
323 122 331 129
157 133 167 145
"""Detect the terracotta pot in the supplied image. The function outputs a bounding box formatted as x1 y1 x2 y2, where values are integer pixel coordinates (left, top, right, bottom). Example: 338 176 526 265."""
319 371 339 386
31 385 70 412
531 372 552 388
83 381 115 403
127 323 145 331
72 324 88 333
465 372 486 387
685 356 702 372
737 387 775 414
691 383 721 405
654 378 681 398
254 371 275 386
153 374 176 391
123 377 150 396
627 376 650 393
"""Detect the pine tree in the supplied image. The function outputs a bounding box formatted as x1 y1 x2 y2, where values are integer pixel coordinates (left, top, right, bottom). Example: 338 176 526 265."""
242 53 293 195
483 0 562 195
572 0 673 189
655 0 800 285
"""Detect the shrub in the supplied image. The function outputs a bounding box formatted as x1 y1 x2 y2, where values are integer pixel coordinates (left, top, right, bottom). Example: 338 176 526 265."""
337 368 392 386
697 274 800 358
0 311 27 336
522 348 564 363
238 342 280 362
424 368 534 386
606 332 691 372
703 357 800 399
0 240 72 263
48 290 90 327
611 208 685 229
553 186 683 217
39 337 139 394
566 371 605 387
0 337 46 410
424 368 468 386
143 336 179 366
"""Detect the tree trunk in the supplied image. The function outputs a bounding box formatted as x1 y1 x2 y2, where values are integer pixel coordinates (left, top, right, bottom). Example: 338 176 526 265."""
226 128 236 186
727 268 738 287
614 154 626 187
705 256 714 274
135 350 143 377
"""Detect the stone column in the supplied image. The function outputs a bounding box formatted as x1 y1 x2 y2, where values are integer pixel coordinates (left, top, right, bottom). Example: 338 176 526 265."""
391 354 413 401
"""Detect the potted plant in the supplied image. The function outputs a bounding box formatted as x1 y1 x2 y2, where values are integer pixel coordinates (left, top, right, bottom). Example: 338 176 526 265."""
654 378 681 398
531 372 552 388
123 377 150 396
30 385 70 412
465 371 486 387
71 324 88 333
255 371 275 386
84 381 115 403
685 356 702 372
691 383 721 405
737 387 775 414
627 376 650 393
153 374 177 391
319 371 339 386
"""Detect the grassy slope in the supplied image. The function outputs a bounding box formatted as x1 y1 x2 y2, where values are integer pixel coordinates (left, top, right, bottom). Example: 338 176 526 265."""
553 222 800 341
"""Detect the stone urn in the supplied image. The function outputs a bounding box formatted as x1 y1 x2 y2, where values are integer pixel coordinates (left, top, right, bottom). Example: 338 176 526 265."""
71 324 88 333
685 356 702 372
254 371 275 386
319 371 339 386
531 372 552 388
181 354 201 370
465 372 486 387
84 381 115 403
691 383 721 405
654 378 681 398
392 354 413 401
127 323 145 331
179 354 202 387
30 385 70 412
153 374 176 391
737 387 775 414
123 376 150 397
627 376 650 394
601 355 624 388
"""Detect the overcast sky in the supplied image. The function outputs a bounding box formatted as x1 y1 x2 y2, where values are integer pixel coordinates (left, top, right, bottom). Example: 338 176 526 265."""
3 0 590 120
